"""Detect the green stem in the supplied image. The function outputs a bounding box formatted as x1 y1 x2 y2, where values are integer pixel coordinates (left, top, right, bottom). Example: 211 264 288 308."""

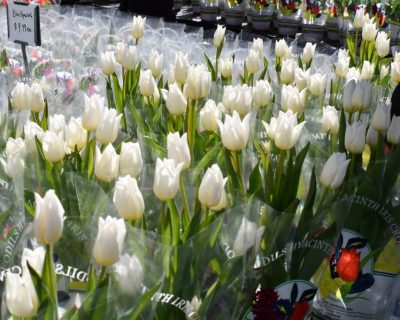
179 175 190 229
204 207 210 225
186 99 196 159
231 150 245 197
316 186 329 212
135 39 139 45
44 244 58 320
348 153 356 181
99 266 106 281
160 201 166 235
82 130 91 174
274 149 286 207
215 57 219 82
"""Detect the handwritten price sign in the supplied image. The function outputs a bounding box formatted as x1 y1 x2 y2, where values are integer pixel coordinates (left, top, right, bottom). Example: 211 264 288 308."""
7 2 41 46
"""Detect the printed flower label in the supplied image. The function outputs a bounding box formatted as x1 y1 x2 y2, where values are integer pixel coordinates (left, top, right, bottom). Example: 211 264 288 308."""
312 229 399 319
244 280 317 319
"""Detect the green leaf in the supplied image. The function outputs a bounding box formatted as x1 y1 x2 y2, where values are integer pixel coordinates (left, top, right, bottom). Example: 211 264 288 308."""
142 135 166 157
112 73 124 114
42 246 58 319
191 142 222 184
87 264 97 293
168 199 180 246
181 210 202 242
258 57 269 81
248 163 263 199
120 284 160 320
338 107 346 153
61 306 78 320
204 54 216 81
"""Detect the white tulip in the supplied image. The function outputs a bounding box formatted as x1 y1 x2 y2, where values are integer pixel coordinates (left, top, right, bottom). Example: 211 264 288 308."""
346 67 361 81
6 270 39 318
21 247 45 276
116 42 126 65
148 50 163 78
66 117 87 151
360 61 375 80
96 108 122 145
320 153 350 189
198 164 227 208
49 114 66 136
380 65 389 80
294 67 310 91
153 158 184 201
372 99 391 132
220 57 233 78
233 218 265 256
210 188 228 211
94 144 120 182
24 121 44 153
6 137 26 157
184 65 211 100
309 73 327 96
343 79 373 113
280 59 297 84
376 32 390 58
345 121 367 154
246 49 261 75
222 85 236 111
139 69 156 97
11 82 29 110
263 117 277 140
29 83 45 113
174 52 189 84
273 110 306 150
117 44 137 71
115 254 143 295
230 84 253 116
185 297 202 320
302 42 316 65
119 142 143 178
1 154 25 179
366 125 378 148
353 9 365 29
199 99 222 132
387 116 400 145
322 106 339 134
281 85 306 115
113 176 144 221
251 38 264 60
217 111 251 151
161 83 187 116
82 94 105 131
362 21 378 42
395 52 400 63
253 80 272 108
132 16 146 41
100 52 116 76
42 131 66 163
92 216 126 266
34 190 64 245
213 25 226 48
275 39 289 58
167 132 191 170
391 62 400 83
336 50 350 78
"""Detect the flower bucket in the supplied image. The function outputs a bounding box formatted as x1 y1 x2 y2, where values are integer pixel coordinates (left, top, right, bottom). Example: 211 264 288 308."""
192 0 200 14
249 7 274 31
219 0 225 17
339 17 357 46
273 8 279 29
326 16 341 41
301 14 327 43
224 2 245 27
200 0 219 22
277 12 301 37
389 21 400 46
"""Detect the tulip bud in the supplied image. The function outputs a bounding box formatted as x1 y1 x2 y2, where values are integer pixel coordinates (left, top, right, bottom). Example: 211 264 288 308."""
139 69 156 97
346 67 361 82
387 115 400 145
320 153 350 189
274 110 306 150
275 39 289 58
220 57 233 79
93 216 126 266
94 144 119 182
113 176 144 221
211 187 228 211
280 59 297 84
302 42 316 65
174 52 189 84
230 84 253 116
222 85 236 111
21 247 45 276
34 190 64 245
391 62 400 84
161 83 187 116
309 73 327 96
343 79 372 113
366 125 378 148
147 50 163 78
281 85 306 115
233 218 265 256
82 94 105 131
253 80 272 108
380 65 389 80
199 100 222 132
11 82 29 110
167 132 191 170
119 142 143 178
337 248 360 282
153 158 184 201
360 61 375 80
198 164 227 208
213 25 226 48
6 270 39 318
42 131 66 163
322 106 339 134
251 38 264 60
263 117 277 140
376 32 390 58
48 114 66 136
6 137 26 157
116 43 137 71
29 83 45 113
100 52 116 76
372 100 391 132
24 121 44 154
246 49 261 75
336 50 350 78
186 297 202 320
0 154 25 179
184 65 211 100
115 254 143 295
96 108 122 145
345 121 367 154
66 117 87 151
217 111 251 151
353 9 365 29
362 21 377 42
294 67 310 91
132 16 146 41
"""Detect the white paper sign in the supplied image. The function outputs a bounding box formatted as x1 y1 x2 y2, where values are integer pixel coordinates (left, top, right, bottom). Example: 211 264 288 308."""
7 2 41 46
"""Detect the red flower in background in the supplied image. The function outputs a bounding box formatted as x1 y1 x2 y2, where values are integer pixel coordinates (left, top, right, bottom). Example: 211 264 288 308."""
252 287 285 320
312 5 319 15
1 0 7 6
337 248 360 282
288 2 295 11
331 5 337 15
290 300 309 320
